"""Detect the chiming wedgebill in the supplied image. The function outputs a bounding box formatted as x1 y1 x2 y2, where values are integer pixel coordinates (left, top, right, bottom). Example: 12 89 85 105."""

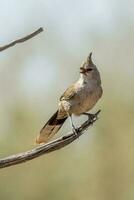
36 53 103 144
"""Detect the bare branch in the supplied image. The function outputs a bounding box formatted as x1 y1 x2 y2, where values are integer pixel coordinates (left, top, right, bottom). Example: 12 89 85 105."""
0 27 44 52
0 110 101 169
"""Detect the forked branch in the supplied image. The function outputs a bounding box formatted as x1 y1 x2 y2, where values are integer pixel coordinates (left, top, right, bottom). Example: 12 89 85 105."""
0 27 44 52
0 110 101 169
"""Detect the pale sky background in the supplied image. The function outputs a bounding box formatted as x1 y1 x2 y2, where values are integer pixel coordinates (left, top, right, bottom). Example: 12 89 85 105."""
0 0 133 100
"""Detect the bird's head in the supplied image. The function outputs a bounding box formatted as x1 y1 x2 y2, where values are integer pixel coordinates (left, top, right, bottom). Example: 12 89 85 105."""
80 53 101 83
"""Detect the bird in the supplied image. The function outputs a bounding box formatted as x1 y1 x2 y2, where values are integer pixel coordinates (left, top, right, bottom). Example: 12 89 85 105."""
36 53 103 144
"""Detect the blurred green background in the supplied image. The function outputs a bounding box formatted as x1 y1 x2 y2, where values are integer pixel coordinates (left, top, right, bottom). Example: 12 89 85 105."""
0 0 134 199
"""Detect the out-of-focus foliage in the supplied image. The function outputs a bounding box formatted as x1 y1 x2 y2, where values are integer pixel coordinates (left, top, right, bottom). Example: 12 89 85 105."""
0 0 134 200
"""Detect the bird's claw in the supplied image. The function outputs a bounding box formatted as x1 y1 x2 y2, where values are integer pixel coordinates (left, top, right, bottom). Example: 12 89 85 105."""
87 114 96 123
83 110 101 124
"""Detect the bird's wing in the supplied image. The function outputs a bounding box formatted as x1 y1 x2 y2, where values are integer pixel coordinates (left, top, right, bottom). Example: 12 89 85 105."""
60 84 77 101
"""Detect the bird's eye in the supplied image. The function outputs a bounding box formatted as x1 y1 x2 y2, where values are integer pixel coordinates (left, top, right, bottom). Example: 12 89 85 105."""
87 68 93 72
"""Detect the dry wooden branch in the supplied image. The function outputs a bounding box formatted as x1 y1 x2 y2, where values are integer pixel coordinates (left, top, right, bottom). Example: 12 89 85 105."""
0 27 44 52
0 110 101 169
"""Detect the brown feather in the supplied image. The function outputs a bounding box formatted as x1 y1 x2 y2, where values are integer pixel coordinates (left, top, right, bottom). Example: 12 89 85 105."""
36 110 67 144
60 84 76 100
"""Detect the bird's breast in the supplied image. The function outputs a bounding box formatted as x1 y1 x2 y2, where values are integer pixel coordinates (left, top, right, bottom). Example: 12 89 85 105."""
59 82 102 116
71 83 102 115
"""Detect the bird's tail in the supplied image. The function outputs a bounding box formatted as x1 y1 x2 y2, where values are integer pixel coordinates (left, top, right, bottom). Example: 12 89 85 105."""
36 110 68 144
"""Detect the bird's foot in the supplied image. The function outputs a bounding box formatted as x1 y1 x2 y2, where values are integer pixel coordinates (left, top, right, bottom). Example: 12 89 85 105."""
83 111 100 124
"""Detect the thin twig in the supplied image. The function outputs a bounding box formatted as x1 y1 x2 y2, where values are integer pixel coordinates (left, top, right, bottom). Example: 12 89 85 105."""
0 27 44 52
0 110 101 169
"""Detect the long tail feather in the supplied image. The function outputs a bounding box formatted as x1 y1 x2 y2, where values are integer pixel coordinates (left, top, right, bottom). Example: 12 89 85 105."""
36 110 67 144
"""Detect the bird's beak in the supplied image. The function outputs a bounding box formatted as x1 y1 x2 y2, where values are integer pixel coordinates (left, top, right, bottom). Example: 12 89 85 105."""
80 67 87 74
